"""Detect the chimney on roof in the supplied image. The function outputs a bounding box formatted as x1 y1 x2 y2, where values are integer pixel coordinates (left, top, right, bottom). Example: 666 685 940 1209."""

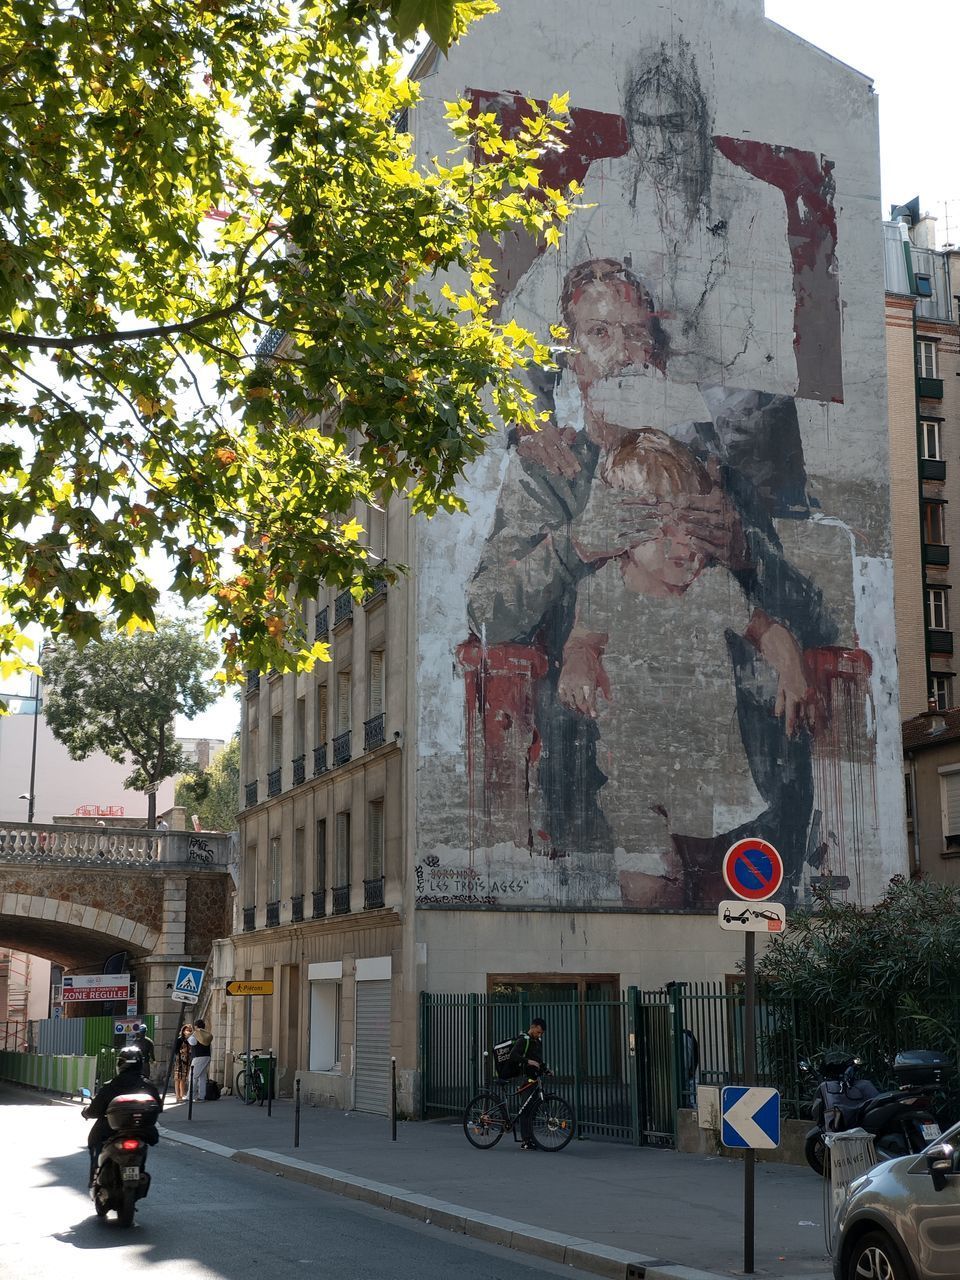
914 214 938 251
923 697 947 734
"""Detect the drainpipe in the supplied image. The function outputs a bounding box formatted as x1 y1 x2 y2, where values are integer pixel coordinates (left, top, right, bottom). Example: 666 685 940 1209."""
908 752 921 876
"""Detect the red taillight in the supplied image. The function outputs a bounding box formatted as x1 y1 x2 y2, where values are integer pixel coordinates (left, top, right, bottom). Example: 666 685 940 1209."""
120 1139 142 1151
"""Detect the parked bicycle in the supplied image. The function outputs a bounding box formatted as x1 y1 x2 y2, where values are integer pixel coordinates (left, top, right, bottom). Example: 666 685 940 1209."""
234 1051 267 1106
463 1072 576 1151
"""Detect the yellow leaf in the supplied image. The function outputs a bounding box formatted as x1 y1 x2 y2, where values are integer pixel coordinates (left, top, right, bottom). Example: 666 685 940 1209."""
341 517 363 543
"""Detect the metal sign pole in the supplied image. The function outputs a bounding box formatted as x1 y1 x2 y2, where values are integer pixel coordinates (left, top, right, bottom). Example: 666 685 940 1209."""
743 930 756 1275
245 994 252 1100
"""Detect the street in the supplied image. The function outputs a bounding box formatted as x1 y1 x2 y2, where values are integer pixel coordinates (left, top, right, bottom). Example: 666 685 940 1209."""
0 1088 598 1280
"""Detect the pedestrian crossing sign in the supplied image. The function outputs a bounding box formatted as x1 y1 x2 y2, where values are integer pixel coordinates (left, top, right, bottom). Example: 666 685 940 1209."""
173 965 204 997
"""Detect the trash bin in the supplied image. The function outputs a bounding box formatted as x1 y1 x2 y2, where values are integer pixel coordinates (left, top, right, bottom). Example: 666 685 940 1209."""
824 1129 877 1251
256 1054 276 1100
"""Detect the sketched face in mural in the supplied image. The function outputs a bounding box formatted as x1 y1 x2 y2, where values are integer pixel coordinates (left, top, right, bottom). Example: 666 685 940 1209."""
623 38 712 224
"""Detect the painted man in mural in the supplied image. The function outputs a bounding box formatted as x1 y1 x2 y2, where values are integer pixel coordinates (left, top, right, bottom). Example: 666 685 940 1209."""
465 259 843 908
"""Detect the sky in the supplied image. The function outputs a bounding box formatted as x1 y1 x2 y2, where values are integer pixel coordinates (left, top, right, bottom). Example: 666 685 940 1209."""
766 0 960 240
163 0 960 746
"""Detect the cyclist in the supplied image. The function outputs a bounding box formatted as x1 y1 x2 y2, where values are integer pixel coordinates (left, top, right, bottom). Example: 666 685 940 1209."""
507 1018 547 1150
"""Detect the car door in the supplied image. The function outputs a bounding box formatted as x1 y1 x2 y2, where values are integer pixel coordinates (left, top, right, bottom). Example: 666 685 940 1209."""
903 1158 960 1278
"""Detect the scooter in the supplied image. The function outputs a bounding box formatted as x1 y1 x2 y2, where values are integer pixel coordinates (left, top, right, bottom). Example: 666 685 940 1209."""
82 1088 161 1226
802 1050 947 1176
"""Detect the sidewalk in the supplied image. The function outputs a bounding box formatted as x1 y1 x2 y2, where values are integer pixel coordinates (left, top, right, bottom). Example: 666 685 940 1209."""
158 1097 834 1280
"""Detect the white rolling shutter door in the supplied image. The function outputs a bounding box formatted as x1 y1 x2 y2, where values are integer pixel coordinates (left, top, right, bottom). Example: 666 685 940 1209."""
354 980 391 1114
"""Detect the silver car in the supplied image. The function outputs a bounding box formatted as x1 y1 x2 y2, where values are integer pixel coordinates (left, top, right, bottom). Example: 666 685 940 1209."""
832 1120 960 1279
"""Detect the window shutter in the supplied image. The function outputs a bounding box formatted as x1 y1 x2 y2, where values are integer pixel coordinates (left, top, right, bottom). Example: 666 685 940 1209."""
293 827 305 896
271 715 283 768
338 671 351 731
335 811 351 885
317 684 328 741
269 835 281 900
367 799 384 880
367 505 386 560
944 774 960 838
369 651 384 716
315 819 327 893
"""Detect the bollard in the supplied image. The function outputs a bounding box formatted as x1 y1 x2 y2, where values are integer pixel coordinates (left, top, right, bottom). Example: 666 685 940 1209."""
188 1065 194 1122
391 1057 397 1142
267 1050 273 1117
294 1077 301 1149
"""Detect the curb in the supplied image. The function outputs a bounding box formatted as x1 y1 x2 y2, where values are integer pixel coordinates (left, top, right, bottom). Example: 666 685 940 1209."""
158 1126 728 1280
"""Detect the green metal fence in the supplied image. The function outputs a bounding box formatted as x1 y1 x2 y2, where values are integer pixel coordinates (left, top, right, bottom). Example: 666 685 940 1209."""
419 988 681 1145
0 1050 97 1095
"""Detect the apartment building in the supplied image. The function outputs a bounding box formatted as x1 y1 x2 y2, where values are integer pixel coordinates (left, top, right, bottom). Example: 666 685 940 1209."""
234 0 907 1115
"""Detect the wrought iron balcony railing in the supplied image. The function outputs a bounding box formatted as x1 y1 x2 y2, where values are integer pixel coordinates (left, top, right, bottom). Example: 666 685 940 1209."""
313 743 328 775
364 713 385 751
267 767 282 797
245 781 258 808
292 753 306 785
266 900 280 927
332 884 350 915
363 876 385 910
291 894 304 923
332 730 351 767
245 670 260 695
312 888 326 919
243 906 256 932
315 606 329 639
334 591 352 627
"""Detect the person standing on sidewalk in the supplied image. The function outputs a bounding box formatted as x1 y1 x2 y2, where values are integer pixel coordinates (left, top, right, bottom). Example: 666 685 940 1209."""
133 1023 156 1078
508 1018 547 1150
188 1019 213 1101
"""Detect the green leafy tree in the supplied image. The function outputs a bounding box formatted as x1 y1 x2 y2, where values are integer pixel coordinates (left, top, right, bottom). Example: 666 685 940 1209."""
756 877 960 1077
176 734 241 833
0 0 573 682
43 620 220 827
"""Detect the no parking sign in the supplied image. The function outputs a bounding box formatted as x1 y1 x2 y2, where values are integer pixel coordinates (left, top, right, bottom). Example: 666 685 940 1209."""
722 838 783 902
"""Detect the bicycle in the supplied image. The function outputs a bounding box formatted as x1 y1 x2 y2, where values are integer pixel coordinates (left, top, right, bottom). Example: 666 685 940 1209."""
234 1051 267 1106
463 1072 576 1152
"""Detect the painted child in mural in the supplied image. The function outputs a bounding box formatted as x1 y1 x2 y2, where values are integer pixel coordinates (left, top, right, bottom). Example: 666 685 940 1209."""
465 259 840 907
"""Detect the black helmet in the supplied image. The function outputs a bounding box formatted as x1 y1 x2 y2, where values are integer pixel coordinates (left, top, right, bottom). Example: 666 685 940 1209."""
117 1046 144 1071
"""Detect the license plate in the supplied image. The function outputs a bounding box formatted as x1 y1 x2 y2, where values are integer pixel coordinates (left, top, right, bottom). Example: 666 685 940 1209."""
122 1166 142 1182
922 1123 942 1141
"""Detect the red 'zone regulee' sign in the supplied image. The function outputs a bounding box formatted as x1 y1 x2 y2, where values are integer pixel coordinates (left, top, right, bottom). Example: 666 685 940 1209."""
62 986 130 1002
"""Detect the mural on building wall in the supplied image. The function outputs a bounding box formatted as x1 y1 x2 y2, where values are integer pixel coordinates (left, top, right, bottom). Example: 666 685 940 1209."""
415 13 900 913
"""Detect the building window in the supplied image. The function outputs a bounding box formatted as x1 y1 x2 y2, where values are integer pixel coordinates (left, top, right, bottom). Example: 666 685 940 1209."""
245 843 257 911
268 835 282 902
293 826 305 898
313 818 327 917
309 980 340 1071
915 274 933 299
940 769 960 850
366 798 384 881
270 713 283 769
295 696 306 757
918 340 939 379
922 420 943 461
927 588 949 631
337 670 351 732
366 504 386 561
369 650 384 717
924 502 946 545
931 675 953 711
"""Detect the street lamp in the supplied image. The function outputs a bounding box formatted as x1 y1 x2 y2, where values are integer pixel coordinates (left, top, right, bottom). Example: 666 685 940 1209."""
23 670 40 823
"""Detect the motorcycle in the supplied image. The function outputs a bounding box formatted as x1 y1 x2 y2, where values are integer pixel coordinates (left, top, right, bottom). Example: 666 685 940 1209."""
801 1049 948 1176
82 1087 161 1226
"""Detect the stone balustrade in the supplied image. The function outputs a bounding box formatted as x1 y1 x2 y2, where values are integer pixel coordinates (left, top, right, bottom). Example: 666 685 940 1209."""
0 823 232 869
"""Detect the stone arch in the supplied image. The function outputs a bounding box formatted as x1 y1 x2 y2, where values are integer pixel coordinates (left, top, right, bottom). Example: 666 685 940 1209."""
0 892 160 970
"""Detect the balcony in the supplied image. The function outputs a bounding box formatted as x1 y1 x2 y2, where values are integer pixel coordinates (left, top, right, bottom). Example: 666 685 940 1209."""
929 630 955 655
291 894 304 923
333 730 351 767
243 906 256 932
292 753 306 786
365 579 387 606
334 591 353 627
245 670 260 695
313 743 328 776
918 376 944 400
364 713 385 751
266 900 280 927
363 876 385 910
0 823 231 868
332 884 351 915
925 543 950 567
245 781 258 808
267 767 282 797
314 606 329 640
312 888 326 919
922 458 947 482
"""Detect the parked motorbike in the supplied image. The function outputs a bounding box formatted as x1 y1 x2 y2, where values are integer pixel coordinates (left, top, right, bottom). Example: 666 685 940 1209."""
82 1087 161 1226
801 1049 948 1176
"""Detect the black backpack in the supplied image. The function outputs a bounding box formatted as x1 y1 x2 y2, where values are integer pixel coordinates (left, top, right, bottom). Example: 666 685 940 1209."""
205 1079 222 1101
492 1035 528 1081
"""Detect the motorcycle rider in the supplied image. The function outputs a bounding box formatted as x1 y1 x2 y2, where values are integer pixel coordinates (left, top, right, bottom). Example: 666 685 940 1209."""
82 1045 162 1186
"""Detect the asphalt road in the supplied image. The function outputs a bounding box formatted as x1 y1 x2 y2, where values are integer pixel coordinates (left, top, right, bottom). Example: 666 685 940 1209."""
0 1086 598 1280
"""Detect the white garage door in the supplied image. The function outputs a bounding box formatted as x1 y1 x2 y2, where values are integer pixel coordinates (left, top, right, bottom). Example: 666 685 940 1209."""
354 979 391 1114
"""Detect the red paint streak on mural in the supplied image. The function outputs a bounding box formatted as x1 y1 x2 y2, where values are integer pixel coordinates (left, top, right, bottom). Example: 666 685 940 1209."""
466 89 629 302
805 645 877 898
457 637 548 859
713 137 842 405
